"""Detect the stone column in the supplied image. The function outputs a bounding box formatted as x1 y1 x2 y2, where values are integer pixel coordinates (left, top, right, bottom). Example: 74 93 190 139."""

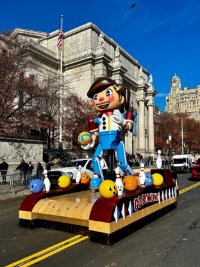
136 70 148 154
137 99 145 152
145 104 148 152
147 101 154 153
146 75 156 155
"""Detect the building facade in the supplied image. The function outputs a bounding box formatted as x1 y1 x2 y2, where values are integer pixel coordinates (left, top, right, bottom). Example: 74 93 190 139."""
165 74 200 120
12 22 156 156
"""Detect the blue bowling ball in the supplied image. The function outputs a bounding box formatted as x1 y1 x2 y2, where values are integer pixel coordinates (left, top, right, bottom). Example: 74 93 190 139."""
90 177 103 190
29 179 44 193
145 173 153 186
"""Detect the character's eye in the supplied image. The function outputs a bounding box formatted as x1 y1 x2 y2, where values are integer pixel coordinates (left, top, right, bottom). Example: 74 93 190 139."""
106 88 113 97
93 94 98 100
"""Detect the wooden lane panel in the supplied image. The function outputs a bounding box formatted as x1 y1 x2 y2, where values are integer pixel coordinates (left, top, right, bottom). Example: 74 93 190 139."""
36 213 89 227
89 197 177 234
19 210 37 220
39 190 97 219
64 202 82 218
31 193 94 226
56 201 73 217
71 202 93 220
32 199 50 214
49 199 71 216
33 199 55 215
19 183 89 212
80 203 94 220
33 190 95 216
50 190 99 204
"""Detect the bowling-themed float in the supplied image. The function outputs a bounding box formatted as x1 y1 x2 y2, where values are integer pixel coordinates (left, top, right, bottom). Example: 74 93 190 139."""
19 77 178 244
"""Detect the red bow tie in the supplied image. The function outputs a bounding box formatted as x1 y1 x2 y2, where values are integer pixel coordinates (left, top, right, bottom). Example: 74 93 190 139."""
100 111 114 117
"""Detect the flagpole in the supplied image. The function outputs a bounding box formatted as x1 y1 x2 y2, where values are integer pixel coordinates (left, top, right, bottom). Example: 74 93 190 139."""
59 15 63 147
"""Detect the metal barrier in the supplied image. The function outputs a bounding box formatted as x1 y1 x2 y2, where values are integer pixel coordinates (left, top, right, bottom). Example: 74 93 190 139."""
0 171 37 195
0 172 22 195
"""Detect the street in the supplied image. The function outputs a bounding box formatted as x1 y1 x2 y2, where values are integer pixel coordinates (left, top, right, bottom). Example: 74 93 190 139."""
1 173 200 267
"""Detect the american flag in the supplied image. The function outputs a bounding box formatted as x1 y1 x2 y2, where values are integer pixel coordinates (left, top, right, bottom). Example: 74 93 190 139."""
57 29 62 49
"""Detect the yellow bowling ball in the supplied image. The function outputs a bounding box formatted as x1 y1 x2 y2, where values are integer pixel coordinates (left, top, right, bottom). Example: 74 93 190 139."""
152 173 164 186
99 180 117 199
58 175 71 188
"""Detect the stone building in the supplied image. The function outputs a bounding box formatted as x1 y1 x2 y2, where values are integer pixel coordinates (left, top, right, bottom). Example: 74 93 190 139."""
165 74 200 120
12 22 156 156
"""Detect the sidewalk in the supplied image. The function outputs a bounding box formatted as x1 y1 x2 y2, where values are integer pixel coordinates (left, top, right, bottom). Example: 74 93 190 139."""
0 185 30 201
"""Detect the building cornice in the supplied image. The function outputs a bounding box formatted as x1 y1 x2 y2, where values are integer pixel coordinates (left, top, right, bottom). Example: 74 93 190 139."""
11 28 48 39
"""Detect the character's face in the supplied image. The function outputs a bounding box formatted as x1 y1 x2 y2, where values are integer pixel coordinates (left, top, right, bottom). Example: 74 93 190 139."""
91 85 124 112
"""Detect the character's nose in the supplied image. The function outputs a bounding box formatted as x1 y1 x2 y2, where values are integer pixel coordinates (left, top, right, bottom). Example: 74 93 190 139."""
99 97 104 101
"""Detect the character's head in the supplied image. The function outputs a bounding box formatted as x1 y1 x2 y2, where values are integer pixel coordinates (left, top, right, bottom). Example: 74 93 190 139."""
87 77 129 112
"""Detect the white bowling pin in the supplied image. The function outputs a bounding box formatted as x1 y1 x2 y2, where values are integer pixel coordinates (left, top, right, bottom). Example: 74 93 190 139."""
115 167 124 196
43 169 51 192
76 165 82 184
156 150 162 169
139 163 146 185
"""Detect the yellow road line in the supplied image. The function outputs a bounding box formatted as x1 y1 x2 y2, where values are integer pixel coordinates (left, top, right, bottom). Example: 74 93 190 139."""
5 235 88 267
179 181 200 195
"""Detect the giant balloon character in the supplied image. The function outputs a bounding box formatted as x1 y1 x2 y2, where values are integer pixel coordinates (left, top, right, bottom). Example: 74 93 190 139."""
81 77 134 190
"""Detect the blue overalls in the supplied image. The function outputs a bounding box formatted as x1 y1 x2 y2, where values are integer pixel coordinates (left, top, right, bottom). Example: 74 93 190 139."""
92 109 134 180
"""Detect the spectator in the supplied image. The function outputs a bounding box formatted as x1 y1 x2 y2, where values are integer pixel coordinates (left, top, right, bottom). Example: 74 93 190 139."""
28 162 34 181
36 162 44 179
0 159 9 184
16 159 29 185
46 162 51 171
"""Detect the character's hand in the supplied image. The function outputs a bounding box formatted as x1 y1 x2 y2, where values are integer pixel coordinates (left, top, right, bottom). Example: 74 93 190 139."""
81 140 95 150
112 114 125 125
125 121 133 131
92 131 99 142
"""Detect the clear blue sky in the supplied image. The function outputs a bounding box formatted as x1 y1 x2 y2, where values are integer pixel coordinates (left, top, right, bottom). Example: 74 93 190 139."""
1 0 200 111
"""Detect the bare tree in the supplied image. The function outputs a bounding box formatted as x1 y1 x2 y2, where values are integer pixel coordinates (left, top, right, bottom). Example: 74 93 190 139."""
155 111 200 154
0 32 100 151
0 34 59 140
62 92 97 146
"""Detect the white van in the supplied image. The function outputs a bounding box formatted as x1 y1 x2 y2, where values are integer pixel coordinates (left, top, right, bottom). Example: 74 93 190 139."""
171 154 192 173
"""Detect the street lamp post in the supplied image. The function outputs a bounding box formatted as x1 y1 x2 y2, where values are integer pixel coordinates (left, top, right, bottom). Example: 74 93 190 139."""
169 133 172 162
181 116 184 154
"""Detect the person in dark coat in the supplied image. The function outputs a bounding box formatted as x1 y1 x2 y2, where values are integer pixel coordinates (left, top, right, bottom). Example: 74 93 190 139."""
0 159 9 184
16 159 29 185
28 162 34 181
36 162 44 179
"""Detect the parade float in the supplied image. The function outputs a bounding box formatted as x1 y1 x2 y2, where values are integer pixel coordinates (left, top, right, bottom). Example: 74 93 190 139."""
19 77 178 244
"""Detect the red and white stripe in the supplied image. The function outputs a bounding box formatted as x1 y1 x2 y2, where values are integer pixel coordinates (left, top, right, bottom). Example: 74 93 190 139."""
57 29 62 49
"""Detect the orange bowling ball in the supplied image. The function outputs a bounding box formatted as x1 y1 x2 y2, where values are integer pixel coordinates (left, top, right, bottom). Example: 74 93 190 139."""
80 173 90 185
123 175 138 191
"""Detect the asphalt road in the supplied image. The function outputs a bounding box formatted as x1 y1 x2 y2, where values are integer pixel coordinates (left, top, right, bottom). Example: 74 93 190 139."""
0 173 200 267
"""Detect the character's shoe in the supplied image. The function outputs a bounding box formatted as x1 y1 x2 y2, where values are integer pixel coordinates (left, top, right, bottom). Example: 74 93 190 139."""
90 176 103 191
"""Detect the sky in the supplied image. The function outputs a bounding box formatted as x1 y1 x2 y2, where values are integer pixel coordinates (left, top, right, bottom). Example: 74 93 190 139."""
1 0 200 111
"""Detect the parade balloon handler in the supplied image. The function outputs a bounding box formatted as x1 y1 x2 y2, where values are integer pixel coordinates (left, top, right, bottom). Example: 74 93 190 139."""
81 77 134 190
